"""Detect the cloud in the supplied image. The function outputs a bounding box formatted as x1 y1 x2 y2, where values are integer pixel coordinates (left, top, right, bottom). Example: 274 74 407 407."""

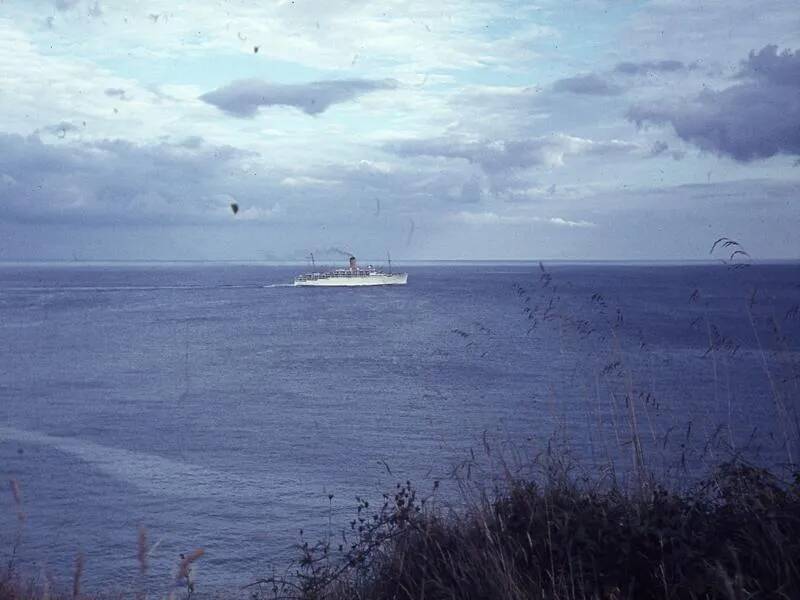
200 78 398 118
3 0 798 262
459 175 484 204
53 0 80 10
452 211 595 227
16 1 546 74
624 0 800 69
52 0 102 16
628 45 800 161
0 133 278 225
552 73 623 95
548 216 595 227
309 157 486 208
280 175 337 188
614 60 687 75
648 140 685 160
649 140 669 156
39 121 82 138
738 44 800 85
386 134 638 173
0 130 488 235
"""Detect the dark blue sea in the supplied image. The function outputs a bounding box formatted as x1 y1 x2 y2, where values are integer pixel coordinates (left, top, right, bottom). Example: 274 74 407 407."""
1 262 799 595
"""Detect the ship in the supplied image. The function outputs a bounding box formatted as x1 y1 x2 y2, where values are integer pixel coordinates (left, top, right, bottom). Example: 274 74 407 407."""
294 256 408 287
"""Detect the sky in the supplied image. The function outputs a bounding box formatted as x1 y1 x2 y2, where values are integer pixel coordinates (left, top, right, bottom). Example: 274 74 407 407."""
0 0 798 261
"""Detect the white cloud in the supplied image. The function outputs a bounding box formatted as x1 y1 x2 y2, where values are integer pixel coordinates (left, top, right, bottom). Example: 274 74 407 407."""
12 1 549 73
387 133 640 173
452 211 596 227
280 176 339 188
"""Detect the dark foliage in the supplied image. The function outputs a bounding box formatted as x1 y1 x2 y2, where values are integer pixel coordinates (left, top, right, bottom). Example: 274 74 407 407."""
255 462 800 600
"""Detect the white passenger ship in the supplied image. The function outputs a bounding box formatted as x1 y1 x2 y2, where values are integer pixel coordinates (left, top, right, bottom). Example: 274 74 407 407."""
294 256 408 287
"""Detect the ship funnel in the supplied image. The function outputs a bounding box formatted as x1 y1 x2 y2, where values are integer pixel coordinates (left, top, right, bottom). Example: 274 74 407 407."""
349 256 357 271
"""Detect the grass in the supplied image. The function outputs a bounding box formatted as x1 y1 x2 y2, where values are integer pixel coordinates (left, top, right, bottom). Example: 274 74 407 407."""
249 459 800 600
4 460 799 599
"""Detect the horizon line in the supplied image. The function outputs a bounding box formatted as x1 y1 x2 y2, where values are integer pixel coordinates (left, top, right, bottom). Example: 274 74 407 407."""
1 258 798 266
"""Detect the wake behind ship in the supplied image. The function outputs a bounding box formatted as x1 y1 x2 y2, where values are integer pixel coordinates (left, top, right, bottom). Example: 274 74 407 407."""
294 256 408 287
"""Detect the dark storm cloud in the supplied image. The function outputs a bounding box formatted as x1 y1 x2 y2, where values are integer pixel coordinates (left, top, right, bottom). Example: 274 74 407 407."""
738 44 800 85
386 134 637 174
0 133 265 225
200 78 398 117
552 73 623 95
628 45 800 161
614 60 686 75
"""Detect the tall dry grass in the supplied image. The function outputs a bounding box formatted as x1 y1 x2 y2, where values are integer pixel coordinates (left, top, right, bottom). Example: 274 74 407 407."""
252 460 800 600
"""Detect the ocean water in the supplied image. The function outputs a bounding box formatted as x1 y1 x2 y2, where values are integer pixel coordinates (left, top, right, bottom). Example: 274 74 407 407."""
0 262 798 595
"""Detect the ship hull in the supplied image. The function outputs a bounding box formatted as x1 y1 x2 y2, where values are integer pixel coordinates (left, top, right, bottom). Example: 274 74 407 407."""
294 273 407 287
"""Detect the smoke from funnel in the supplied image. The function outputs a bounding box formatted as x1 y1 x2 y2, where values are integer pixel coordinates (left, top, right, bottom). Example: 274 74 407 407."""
323 247 354 258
